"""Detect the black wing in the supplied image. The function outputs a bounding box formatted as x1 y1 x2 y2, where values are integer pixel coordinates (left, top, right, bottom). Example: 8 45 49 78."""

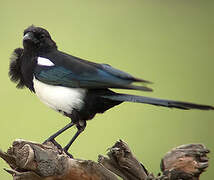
34 51 152 91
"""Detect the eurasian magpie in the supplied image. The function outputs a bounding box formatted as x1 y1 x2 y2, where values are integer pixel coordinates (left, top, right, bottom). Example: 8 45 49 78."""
9 25 214 153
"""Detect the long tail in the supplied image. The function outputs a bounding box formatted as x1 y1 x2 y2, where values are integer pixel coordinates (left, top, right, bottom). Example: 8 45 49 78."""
102 94 214 110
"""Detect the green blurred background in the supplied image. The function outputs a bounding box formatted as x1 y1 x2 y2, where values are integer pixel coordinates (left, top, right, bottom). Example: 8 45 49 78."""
0 0 213 179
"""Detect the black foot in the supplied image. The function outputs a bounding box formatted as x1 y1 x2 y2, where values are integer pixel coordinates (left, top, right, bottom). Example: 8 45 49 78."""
43 139 63 151
43 139 73 158
63 149 74 158
43 138 52 145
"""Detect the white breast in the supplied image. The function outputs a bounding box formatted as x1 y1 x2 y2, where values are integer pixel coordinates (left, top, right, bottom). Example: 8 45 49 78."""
33 77 86 114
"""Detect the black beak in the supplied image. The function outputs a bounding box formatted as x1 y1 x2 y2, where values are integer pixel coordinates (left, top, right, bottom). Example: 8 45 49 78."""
23 32 39 44
23 32 33 41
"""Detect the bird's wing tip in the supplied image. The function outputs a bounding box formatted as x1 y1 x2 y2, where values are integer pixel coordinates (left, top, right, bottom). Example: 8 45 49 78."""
129 85 153 92
134 77 153 84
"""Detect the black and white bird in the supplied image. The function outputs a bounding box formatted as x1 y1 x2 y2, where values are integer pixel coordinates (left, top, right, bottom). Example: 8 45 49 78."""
9 25 214 153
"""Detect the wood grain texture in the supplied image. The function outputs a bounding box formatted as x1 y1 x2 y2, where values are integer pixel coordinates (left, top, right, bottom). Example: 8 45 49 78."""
0 139 210 180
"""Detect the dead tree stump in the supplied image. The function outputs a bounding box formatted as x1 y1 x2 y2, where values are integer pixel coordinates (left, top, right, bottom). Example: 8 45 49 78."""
0 139 210 180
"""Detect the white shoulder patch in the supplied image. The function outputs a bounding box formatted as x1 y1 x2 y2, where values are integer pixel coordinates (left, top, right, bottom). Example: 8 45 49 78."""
37 57 55 66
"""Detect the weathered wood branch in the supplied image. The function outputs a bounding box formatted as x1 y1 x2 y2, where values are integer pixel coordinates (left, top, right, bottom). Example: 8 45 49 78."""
0 139 209 180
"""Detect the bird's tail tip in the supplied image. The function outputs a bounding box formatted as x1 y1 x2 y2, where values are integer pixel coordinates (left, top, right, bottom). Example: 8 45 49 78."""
134 77 153 84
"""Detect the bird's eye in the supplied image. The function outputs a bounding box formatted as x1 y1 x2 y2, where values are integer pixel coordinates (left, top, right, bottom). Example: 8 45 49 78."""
40 34 45 39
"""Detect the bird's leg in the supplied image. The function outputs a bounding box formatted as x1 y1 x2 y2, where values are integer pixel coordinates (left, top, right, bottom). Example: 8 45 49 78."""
63 120 86 153
43 122 75 144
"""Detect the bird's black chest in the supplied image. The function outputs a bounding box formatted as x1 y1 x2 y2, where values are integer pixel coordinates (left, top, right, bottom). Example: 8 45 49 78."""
21 54 37 91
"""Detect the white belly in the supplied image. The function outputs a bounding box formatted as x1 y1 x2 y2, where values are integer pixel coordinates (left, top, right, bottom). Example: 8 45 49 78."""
33 77 86 114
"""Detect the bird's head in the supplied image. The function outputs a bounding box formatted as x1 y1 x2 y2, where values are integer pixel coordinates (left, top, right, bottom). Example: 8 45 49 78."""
23 25 57 54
